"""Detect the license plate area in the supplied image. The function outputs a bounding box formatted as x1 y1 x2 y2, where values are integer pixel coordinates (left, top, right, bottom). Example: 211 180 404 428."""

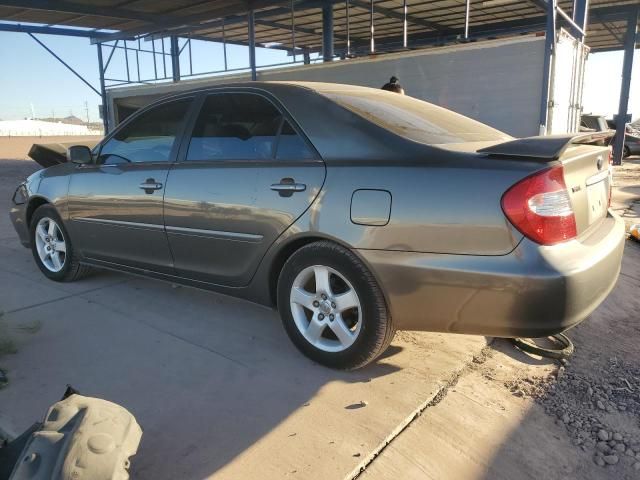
586 171 609 224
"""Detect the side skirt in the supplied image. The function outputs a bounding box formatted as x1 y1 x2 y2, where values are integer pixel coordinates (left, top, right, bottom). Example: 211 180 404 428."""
80 258 274 310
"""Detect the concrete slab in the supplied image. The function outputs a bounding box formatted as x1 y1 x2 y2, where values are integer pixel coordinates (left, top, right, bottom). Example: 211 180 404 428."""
0 158 488 480
0 268 487 479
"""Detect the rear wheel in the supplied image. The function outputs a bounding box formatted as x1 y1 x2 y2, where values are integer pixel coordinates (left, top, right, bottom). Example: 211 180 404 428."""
30 204 92 282
277 241 395 370
623 145 631 158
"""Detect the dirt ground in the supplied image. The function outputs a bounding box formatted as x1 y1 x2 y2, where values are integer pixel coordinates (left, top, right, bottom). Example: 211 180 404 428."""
0 144 638 479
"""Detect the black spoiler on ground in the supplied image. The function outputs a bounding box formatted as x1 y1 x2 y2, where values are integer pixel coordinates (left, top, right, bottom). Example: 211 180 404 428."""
477 132 613 160
28 139 100 168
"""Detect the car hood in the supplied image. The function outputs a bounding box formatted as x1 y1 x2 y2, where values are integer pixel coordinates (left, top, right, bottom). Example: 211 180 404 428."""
28 139 101 168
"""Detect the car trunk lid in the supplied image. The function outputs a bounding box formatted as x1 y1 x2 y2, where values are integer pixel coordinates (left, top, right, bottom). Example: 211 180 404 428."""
561 144 612 234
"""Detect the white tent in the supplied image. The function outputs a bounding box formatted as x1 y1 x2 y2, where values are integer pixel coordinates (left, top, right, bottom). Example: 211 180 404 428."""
0 119 102 137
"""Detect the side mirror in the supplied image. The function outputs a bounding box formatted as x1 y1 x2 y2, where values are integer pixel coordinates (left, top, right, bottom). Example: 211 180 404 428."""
67 145 93 164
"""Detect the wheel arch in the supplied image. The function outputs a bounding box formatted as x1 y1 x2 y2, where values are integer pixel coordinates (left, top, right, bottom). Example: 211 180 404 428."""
26 196 51 227
267 232 391 314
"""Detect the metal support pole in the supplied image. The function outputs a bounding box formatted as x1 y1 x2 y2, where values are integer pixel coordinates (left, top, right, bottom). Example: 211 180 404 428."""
161 38 167 79
322 3 334 62
572 0 589 41
222 19 228 71
345 0 351 56
97 43 109 134
613 6 639 166
370 0 375 53
124 40 130 82
538 0 557 135
151 38 157 80
464 0 471 39
403 0 408 47
248 10 257 81
291 0 296 62
170 35 180 82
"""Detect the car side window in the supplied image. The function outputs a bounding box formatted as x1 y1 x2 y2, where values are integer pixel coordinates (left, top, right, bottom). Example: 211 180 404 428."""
98 98 192 165
186 93 282 161
275 120 315 160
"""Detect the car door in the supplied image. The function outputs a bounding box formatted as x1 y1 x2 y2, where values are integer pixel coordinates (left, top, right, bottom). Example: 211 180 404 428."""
67 97 194 273
163 91 325 287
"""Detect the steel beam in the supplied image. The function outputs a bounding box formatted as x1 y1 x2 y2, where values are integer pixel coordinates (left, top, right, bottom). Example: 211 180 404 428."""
27 33 101 96
572 0 589 39
170 36 180 82
613 5 639 165
248 10 257 81
322 2 334 61
0 0 166 23
97 43 109 134
90 0 312 44
0 22 108 38
538 0 556 135
350 0 446 32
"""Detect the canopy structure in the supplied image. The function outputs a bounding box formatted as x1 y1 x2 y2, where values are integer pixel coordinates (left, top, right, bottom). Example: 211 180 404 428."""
0 1 636 53
0 0 638 163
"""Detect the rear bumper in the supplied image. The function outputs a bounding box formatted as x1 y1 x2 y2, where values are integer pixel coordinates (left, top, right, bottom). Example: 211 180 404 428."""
9 185 31 248
359 212 626 338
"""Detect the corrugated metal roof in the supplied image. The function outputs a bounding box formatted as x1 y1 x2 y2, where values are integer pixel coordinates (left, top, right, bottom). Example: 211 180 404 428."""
0 0 637 53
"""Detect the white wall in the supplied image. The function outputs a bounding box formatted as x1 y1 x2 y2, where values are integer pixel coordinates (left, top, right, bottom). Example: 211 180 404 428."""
109 36 547 138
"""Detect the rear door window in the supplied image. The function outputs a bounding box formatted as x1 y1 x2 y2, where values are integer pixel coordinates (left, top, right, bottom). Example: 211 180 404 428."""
275 120 316 160
187 93 283 161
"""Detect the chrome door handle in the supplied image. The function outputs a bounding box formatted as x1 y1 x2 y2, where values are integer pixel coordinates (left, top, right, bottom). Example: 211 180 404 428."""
139 178 163 194
270 183 306 192
270 180 306 197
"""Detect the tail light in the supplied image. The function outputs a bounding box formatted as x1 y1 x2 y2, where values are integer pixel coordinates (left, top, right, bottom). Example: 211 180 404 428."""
501 166 577 245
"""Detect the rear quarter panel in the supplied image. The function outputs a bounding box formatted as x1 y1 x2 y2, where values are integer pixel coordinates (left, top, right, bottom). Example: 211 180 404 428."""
291 160 535 255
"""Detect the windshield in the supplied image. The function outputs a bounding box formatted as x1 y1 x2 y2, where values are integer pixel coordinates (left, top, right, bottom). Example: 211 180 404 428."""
322 90 511 145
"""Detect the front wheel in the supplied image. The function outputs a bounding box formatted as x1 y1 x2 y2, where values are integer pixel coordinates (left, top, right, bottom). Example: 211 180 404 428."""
623 145 631 158
277 241 395 370
30 204 92 282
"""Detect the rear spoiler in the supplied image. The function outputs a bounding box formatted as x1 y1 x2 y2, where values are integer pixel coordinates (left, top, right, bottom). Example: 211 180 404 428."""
28 139 100 168
477 132 613 161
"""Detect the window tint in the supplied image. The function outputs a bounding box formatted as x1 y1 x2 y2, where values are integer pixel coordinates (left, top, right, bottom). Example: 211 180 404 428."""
322 90 511 145
187 93 282 161
275 121 315 160
98 99 191 164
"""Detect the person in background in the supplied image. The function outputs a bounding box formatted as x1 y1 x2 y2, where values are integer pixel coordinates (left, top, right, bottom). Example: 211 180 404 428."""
381 76 405 94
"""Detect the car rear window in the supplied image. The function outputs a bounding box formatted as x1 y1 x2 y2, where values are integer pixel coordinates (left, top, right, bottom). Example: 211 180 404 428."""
322 90 511 145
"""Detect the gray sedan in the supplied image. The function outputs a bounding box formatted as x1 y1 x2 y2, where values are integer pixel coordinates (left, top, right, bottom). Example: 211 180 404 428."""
10 82 625 369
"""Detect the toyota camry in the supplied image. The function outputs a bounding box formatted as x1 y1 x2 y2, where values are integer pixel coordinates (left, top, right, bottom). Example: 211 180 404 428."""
10 82 625 369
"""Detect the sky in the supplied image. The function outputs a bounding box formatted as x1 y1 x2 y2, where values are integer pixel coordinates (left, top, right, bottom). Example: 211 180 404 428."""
0 31 637 124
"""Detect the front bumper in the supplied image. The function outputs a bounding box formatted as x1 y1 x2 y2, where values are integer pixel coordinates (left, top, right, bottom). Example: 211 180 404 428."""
9 184 31 248
359 212 626 338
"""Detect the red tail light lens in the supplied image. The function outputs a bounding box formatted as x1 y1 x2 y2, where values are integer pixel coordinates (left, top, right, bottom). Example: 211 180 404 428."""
501 166 577 245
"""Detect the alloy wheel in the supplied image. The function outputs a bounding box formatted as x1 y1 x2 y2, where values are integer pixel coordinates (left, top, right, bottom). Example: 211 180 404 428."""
34 217 67 273
289 265 362 352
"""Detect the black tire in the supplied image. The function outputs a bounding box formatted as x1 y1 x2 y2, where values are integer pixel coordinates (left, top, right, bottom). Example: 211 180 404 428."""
277 241 395 370
30 204 93 282
623 146 631 158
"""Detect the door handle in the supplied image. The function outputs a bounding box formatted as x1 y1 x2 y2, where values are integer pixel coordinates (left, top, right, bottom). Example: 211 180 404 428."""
139 178 163 194
270 178 306 197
